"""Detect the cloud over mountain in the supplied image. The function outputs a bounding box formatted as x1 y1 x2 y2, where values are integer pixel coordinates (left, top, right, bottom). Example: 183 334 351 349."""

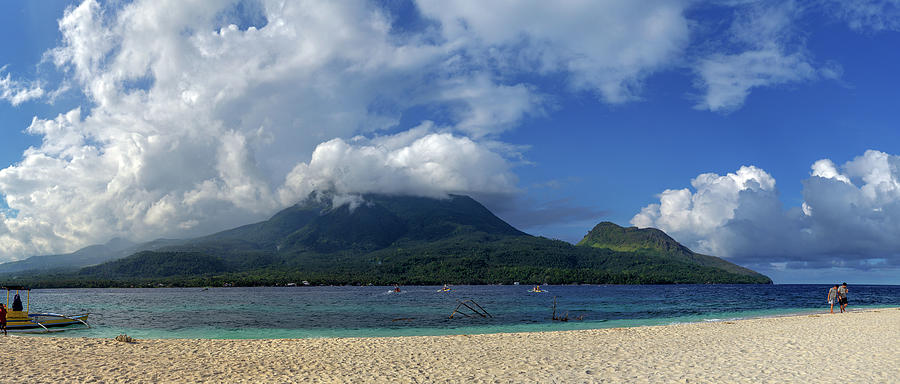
0 0 887 262
276 125 519 206
0 0 697 260
632 150 900 274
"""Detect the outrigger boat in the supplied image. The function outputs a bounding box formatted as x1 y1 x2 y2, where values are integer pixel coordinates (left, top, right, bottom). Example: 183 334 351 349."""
3 286 90 333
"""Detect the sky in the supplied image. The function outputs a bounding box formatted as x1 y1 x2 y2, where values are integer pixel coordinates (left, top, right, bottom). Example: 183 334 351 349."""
1 0 900 284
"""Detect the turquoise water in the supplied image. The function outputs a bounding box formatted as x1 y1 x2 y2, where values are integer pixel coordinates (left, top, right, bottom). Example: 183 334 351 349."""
13 284 899 339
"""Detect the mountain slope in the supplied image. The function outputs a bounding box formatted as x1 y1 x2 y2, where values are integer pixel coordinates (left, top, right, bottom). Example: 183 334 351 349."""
577 222 769 281
0 237 188 276
80 251 230 278
0 238 137 274
161 194 525 262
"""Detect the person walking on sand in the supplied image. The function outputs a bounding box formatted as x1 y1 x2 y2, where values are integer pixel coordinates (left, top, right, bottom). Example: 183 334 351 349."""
837 282 849 313
0 303 7 335
826 284 839 314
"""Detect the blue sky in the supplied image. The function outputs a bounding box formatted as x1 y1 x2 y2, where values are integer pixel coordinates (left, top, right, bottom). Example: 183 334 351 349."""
1 0 900 284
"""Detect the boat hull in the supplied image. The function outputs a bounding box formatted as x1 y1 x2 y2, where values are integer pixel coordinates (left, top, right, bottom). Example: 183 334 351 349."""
3 312 89 332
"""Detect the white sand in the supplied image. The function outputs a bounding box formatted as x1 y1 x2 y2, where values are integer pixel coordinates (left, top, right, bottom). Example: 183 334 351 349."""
1 308 897 383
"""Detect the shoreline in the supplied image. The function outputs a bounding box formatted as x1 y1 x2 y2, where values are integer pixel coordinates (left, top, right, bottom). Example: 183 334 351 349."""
1 307 897 383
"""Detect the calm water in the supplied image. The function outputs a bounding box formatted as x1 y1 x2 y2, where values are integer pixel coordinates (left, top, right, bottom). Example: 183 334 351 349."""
14 284 900 339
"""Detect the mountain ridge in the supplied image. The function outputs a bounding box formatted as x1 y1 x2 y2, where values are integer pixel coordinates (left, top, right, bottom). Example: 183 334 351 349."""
0 194 772 286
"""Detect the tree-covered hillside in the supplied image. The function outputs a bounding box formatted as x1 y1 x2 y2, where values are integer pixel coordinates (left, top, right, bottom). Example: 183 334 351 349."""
577 222 769 281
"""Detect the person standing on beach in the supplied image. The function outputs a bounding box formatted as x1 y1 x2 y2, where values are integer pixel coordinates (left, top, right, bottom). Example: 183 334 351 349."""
837 283 849 313
826 285 838 314
0 303 7 335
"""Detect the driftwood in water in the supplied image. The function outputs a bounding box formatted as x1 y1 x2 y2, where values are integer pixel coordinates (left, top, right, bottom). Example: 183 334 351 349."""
552 296 585 322
552 296 557 320
450 299 493 319
449 305 472 318
469 300 492 317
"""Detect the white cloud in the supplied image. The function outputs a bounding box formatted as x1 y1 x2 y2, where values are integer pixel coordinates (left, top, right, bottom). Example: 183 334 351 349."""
695 48 817 111
430 75 545 138
0 69 44 106
416 0 692 103
810 158 851 184
692 2 825 112
821 0 900 32
277 125 518 206
0 0 876 261
632 150 900 272
631 165 778 256
0 0 546 260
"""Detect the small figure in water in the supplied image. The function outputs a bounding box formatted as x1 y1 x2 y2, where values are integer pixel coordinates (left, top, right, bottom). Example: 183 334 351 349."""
393 284 401 293
12 293 23 312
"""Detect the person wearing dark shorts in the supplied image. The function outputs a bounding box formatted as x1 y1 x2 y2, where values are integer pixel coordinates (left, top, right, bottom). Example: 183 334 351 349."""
837 282 849 313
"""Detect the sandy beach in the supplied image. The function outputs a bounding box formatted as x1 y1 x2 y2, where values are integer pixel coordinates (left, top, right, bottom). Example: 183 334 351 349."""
1 308 897 383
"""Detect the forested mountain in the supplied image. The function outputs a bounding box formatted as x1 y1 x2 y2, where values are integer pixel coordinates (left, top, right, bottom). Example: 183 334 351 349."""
2 194 772 287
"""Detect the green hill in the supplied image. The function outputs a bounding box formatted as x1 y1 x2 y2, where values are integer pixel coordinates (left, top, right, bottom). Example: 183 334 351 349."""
577 222 770 281
6 194 772 287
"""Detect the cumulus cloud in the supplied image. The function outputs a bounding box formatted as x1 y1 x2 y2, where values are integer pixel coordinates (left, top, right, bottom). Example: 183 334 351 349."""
0 0 687 258
632 150 900 273
0 0 717 261
0 0 514 259
631 165 779 257
276 124 519 206
0 0 883 261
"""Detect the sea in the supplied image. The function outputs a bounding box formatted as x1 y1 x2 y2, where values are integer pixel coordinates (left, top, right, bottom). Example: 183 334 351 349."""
14 284 900 339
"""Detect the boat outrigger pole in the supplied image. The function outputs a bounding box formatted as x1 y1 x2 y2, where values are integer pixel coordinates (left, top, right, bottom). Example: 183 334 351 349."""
50 313 91 328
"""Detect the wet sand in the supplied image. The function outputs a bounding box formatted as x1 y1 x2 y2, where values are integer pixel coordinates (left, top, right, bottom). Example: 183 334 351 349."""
0 307 897 383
